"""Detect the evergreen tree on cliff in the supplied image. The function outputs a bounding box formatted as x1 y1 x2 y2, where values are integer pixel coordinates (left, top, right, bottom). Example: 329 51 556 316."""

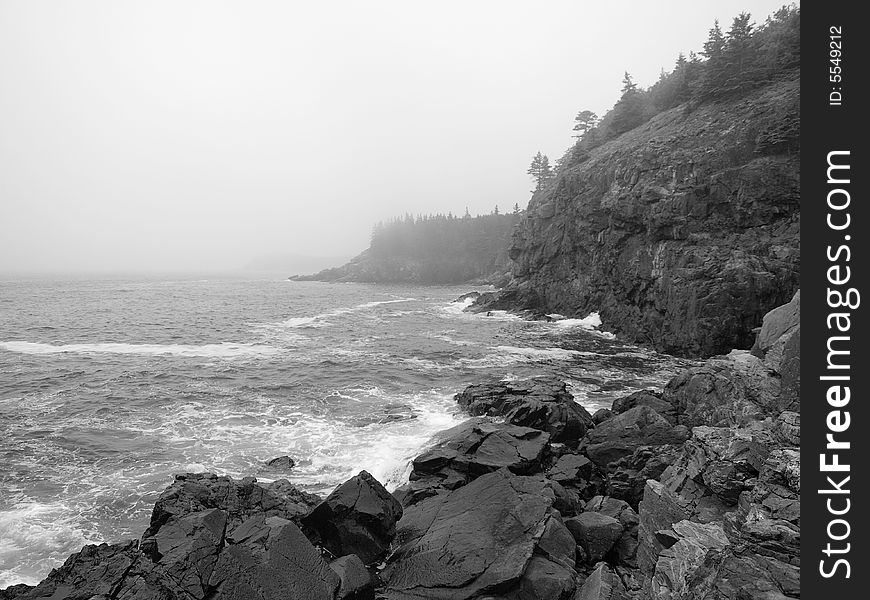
527 152 553 188
610 71 646 134
572 110 598 139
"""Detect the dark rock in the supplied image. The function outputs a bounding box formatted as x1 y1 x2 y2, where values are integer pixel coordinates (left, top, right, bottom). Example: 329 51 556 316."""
606 445 680 507
208 516 340 600
330 554 374 600
584 496 640 567
583 406 689 470
575 563 629 600
264 455 295 470
301 470 402 565
661 350 781 427
382 469 576 599
547 453 594 484
144 472 320 538
14 504 342 600
403 418 550 503
0 585 32 600
592 408 613 424
611 390 675 423
565 512 624 563
637 480 690 574
455 378 593 444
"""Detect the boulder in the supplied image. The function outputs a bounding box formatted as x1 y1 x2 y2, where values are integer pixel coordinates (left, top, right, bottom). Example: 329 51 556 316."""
144 472 320 538
584 496 640 567
264 455 296 471
402 418 550 504
301 470 402 565
565 512 624 563
329 554 374 600
650 520 729 600
611 390 675 423
547 453 594 484
751 290 800 373
772 411 799 446
455 378 593 444
661 350 781 427
592 408 614 424
382 469 576 599
583 406 689 469
575 563 629 600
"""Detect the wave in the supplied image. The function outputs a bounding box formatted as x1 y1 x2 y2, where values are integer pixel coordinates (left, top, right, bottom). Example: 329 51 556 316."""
0 341 281 358
0 501 102 588
457 345 585 369
440 296 476 315
280 297 416 328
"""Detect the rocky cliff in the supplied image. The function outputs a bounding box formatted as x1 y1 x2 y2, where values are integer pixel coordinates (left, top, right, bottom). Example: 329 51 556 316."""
479 78 799 357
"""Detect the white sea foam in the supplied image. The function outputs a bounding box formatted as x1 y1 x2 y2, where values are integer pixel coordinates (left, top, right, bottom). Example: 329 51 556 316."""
440 296 476 315
0 502 103 588
458 345 585 369
280 298 416 328
0 341 281 358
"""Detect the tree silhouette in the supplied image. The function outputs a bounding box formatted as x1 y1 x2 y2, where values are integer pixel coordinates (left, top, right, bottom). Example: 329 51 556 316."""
527 151 554 187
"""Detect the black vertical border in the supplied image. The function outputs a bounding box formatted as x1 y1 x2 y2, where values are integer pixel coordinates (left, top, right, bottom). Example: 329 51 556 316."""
802 1 866 597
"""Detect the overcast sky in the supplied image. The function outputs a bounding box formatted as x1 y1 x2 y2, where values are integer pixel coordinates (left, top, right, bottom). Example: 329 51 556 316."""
0 0 793 274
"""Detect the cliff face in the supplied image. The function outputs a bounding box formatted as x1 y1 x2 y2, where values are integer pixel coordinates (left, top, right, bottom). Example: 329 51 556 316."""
488 78 799 357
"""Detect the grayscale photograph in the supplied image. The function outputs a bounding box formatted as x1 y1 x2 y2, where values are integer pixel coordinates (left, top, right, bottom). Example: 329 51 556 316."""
0 1 801 598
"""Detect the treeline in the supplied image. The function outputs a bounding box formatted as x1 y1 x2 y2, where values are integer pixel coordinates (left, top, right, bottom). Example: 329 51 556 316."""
530 5 800 177
367 210 520 283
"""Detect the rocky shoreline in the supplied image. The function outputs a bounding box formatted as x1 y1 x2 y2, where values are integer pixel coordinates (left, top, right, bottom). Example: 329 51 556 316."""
1 292 799 600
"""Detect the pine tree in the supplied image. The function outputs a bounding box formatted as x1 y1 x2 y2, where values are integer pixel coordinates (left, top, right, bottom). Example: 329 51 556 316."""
572 110 599 139
611 71 645 134
527 152 554 187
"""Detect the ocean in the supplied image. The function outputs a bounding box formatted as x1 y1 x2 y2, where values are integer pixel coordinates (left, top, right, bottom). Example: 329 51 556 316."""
0 276 695 588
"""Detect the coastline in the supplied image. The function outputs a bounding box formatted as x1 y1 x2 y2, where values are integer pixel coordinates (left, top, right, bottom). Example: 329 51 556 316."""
2 291 800 600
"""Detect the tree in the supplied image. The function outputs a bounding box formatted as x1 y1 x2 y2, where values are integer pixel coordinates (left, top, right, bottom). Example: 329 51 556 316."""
572 110 599 139
611 71 645 134
493 205 500 215
513 202 521 214
527 151 554 187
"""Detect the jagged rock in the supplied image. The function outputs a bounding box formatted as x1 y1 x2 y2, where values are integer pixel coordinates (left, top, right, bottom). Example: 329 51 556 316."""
0 585 31 600
650 520 730 600
330 555 374 600
772 411 799 446
611 390 675 423
402 418 550 504
144 472 320 537
606 445 680 507
778 327 800 413
661 350 781 427
575 563 629 600
565 512 624 563
455 378 593 444
382 469 576 599
15 507 342 600
547 453 594 484
301 470 402 565
637 481 690 574
583 406 689 469
584 496 640 567
751 290 800 373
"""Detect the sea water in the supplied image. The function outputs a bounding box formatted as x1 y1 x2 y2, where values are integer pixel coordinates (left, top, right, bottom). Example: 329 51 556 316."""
0 276 695 588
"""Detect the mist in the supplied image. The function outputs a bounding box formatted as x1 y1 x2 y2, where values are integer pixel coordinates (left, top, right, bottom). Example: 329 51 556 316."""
0 0 790 275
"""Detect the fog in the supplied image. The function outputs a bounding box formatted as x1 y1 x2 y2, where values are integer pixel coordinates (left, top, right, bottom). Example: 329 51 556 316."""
0 0 790 275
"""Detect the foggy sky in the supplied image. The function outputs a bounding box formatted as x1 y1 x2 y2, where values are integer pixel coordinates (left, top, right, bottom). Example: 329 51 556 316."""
0 0 792 275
